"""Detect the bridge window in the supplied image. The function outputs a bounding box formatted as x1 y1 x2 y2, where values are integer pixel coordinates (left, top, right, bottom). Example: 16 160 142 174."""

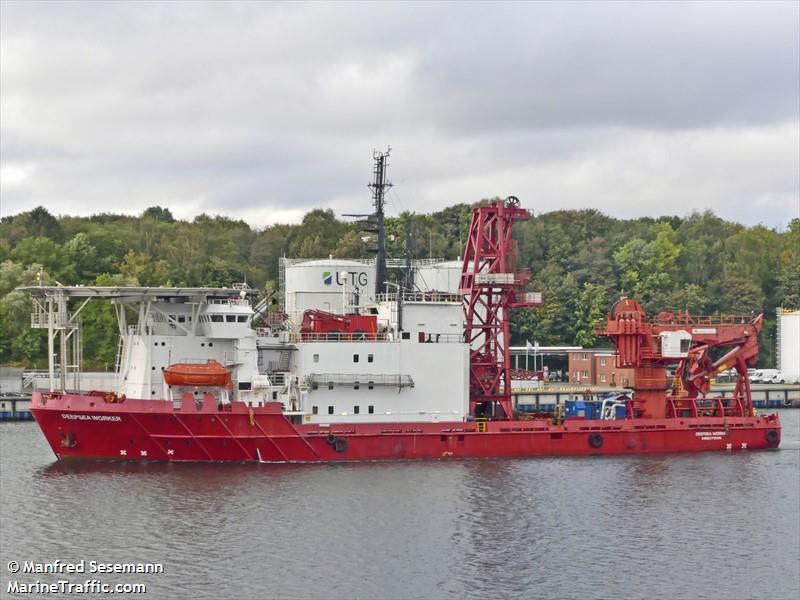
177 315 186 323
354 406 360 414
368 354 374 363
328 406 334 415
210 315 223 323
237 315 248 323
226 315 236 323
368 405 374 414
353 354 359 363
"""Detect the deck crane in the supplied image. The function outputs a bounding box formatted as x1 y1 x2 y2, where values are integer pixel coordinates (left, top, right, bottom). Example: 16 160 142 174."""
459 197 543 420
600 298 763 420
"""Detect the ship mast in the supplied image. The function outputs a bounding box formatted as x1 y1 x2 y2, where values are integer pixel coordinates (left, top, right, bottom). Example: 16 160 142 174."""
368 148 392 297
343 147 393 298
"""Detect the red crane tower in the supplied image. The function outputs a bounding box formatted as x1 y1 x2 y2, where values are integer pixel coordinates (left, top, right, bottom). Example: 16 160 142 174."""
460 197 543 420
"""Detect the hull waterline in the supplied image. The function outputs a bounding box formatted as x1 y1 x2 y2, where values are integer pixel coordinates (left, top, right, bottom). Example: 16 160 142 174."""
33 392 782 463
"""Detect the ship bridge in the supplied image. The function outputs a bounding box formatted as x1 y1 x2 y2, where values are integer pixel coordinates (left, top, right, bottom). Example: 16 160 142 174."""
18 285 258 393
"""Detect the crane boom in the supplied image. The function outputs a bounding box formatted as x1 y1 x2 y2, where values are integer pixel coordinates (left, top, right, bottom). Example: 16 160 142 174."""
599 298 762 419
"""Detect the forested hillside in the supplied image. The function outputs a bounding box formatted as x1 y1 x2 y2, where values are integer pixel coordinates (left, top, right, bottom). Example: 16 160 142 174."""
1 204 798 369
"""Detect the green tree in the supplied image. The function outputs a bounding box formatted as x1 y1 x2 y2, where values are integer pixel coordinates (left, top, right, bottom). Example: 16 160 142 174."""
142 206 176 222
613 223 680 312
663 284 709 315
61 233 99 283
573 283 609 346
10 238 62 274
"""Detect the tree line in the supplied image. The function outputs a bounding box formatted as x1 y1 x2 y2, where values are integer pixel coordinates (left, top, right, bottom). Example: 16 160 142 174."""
1 204 797 369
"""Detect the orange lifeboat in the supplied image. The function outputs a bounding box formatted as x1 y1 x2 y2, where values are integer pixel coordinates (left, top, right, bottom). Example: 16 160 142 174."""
163 360 233 389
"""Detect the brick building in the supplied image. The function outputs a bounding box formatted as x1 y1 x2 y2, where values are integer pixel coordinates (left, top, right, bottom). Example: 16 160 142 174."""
568 350 635 387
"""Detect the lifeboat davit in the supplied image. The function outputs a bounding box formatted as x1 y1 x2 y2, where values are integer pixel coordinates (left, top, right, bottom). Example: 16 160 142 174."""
163 360 232 389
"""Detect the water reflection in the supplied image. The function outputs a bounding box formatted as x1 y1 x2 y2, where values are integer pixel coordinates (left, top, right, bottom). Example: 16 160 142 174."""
2 413 798 600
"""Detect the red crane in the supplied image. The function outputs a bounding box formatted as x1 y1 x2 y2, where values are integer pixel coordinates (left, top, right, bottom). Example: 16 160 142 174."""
600 298 762 419
460 197 542 420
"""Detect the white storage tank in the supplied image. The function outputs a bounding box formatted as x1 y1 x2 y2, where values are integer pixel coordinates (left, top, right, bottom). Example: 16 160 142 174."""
284 258 376 322
415 261 463 294
777 308 800 381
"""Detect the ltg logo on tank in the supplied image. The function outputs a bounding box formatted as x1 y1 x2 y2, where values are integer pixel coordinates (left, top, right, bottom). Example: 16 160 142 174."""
322 271 368 287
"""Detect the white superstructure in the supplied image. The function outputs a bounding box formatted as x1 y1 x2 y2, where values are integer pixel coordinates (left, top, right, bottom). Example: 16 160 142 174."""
24 279 470 425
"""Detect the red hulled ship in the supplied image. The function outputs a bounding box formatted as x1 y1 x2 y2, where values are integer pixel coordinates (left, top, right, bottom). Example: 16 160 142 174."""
22 170 781 461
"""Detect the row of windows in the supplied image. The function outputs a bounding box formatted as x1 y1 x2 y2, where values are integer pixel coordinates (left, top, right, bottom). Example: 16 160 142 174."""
311 405 375 415
151 314 192 323
311 381 376 390
153 341 214 347
311 354 375 364
150 313 249 325
577 354 609 366
201 314 249 323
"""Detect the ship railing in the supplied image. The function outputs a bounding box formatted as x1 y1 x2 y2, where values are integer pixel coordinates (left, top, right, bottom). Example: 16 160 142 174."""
279 257 445 268
270 372 288 386
173 358 216 365
666 395 751 418
289 332 392 343
375 292 462 304
652 314 755 326
207 298 251 306
306 373 415 389
414 333 464 344
596 314 756 335
289 331 464 344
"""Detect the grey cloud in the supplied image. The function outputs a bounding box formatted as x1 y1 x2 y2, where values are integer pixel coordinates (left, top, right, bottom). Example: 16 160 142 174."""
1 1 797 226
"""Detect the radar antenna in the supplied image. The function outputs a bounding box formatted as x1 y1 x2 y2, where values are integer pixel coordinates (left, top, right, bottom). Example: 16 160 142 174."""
343 147 392 297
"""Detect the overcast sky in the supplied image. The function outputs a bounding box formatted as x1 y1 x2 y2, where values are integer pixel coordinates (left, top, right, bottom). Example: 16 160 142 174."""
1 1 798 228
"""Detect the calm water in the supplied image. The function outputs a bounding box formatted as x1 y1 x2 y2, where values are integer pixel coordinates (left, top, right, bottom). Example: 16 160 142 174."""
1 411 798 600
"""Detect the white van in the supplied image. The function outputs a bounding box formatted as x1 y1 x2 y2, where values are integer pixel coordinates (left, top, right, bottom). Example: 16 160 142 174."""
765 372 796 384
749 369 779 383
